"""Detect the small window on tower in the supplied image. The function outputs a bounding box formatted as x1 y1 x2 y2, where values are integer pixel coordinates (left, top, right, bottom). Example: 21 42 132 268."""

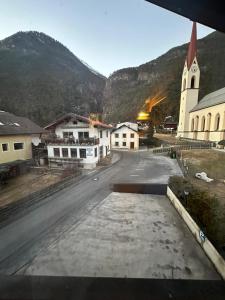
182 79 186 91
191 76 195 89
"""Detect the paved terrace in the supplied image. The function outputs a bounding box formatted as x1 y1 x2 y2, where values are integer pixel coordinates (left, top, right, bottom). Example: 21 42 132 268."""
19 192 219 279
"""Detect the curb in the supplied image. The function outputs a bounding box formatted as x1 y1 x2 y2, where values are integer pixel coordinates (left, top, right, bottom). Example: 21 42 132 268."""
167 186 225 281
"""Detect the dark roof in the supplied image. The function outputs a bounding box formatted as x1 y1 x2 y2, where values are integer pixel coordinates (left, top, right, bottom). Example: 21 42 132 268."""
0 111 44 136
145 0 225 33
112 124 138 133
44 113 112 130
190 87 225 112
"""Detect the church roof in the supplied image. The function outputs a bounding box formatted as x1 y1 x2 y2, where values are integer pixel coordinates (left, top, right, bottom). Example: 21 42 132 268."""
190 87 225 112
186 22 197 69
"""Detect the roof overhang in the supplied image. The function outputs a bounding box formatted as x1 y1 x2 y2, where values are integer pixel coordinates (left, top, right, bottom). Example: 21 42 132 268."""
145 0 225 33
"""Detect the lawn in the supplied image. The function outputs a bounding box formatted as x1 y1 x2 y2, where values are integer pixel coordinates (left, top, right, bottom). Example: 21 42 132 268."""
180 149 225 205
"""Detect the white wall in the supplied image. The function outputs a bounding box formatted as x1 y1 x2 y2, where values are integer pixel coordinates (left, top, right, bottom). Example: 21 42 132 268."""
55 120 99 140
111 127 139 150
188 103 225 142
99 129 111 157
47 145 99 169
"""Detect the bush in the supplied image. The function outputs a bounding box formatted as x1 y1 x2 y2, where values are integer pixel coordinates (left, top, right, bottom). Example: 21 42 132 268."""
169 176 225 247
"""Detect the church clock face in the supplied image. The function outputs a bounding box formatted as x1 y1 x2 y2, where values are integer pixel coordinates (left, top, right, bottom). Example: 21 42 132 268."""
191 65 198 73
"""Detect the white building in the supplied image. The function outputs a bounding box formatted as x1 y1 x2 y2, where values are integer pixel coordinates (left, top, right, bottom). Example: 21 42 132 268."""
177 22 225 142
44 113 112 169
111 124 139 150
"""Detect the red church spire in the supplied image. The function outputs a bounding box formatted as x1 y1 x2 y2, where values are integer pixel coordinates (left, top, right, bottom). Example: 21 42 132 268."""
186 22 197 69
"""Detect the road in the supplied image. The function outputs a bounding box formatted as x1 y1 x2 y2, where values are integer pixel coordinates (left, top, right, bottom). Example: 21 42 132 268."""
0 151 182 274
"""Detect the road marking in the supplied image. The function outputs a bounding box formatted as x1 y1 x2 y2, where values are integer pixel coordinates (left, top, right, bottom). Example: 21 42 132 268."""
88 170 96 175
130 174 139 177
135 168 144 171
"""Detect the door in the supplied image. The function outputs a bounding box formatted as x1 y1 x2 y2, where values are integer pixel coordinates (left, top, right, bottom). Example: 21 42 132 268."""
130 142 134 149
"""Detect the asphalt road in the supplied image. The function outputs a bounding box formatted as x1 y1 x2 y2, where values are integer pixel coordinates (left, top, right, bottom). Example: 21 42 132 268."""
0 151 182 275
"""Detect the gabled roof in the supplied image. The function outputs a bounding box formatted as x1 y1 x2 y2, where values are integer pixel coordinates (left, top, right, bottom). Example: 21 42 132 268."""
44 113 112 130
112 124 138 133
186 22 197 69
190 87 225 112
0 111 44 136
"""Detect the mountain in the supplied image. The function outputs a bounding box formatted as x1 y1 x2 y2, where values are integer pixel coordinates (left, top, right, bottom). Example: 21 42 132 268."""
0 31 106 126
103 31 225 124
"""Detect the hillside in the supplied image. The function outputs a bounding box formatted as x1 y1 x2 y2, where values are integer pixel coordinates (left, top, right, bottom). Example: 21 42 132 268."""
0 31 106 126
103 31 225 124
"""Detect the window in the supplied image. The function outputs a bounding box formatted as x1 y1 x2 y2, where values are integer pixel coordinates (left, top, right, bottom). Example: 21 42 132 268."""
95 147 97 157
182 78 186 91
53 148 60 157
201 116 206 131
115 142 119 146
62 148 69 157
100 130 102 138
80 148 86 158
191 119 194 132
78 132 89 139
71 148 77 158
191 76 195 89
115 133 119 138
123 142 126 146
63 132 73 138
215 114 220 131
123 133 126 138
130 133 134 138
2 143 8 152
14 142 24 150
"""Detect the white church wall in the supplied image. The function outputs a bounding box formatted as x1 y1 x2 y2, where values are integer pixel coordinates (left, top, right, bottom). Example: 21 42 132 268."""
189 103 225 142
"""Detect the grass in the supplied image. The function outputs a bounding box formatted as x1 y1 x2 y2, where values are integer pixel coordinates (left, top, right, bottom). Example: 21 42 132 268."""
180 149 225 206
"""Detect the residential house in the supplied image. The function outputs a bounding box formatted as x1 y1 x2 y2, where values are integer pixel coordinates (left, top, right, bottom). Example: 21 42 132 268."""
44 113 112 169
111 123 139 150
0 110 44 176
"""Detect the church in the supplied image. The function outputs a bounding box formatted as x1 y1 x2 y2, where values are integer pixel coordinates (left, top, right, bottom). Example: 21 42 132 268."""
177 22 225 142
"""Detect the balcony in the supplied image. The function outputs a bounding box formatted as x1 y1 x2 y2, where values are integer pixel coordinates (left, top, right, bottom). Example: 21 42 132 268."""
46 137 100 146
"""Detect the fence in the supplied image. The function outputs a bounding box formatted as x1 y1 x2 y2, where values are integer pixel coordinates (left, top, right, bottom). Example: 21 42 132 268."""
153 142 212 154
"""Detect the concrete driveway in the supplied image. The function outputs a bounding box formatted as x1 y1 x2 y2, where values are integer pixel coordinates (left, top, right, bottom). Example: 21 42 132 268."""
19 192 219 279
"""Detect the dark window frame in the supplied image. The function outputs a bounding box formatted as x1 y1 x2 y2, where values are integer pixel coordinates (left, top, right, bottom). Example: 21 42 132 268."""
70 148 77 158
53 148 60 157
2 143 8 152
80 148 87 158
14 142 24 150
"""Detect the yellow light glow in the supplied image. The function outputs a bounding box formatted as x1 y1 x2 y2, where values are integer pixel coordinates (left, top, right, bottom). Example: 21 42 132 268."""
137 111 150 121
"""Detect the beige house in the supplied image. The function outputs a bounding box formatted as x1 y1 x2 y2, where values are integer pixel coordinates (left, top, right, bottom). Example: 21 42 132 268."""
0 111 43 168
177 22 225 142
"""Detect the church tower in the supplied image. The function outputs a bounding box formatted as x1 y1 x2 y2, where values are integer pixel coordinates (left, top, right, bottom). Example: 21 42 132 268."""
177 22 200 138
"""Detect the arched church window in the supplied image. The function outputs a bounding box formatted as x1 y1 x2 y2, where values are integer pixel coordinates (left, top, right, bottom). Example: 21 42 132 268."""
191 118 194 131
215 114 220 131
191 76 195 89
195 116 199 131
182 79 186 91
201 116 205 131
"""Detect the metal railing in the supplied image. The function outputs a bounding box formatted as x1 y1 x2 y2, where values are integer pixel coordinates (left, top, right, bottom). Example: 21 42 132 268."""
46 137 100 146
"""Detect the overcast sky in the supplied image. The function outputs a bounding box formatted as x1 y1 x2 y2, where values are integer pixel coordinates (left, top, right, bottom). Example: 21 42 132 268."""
0 0 214 76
